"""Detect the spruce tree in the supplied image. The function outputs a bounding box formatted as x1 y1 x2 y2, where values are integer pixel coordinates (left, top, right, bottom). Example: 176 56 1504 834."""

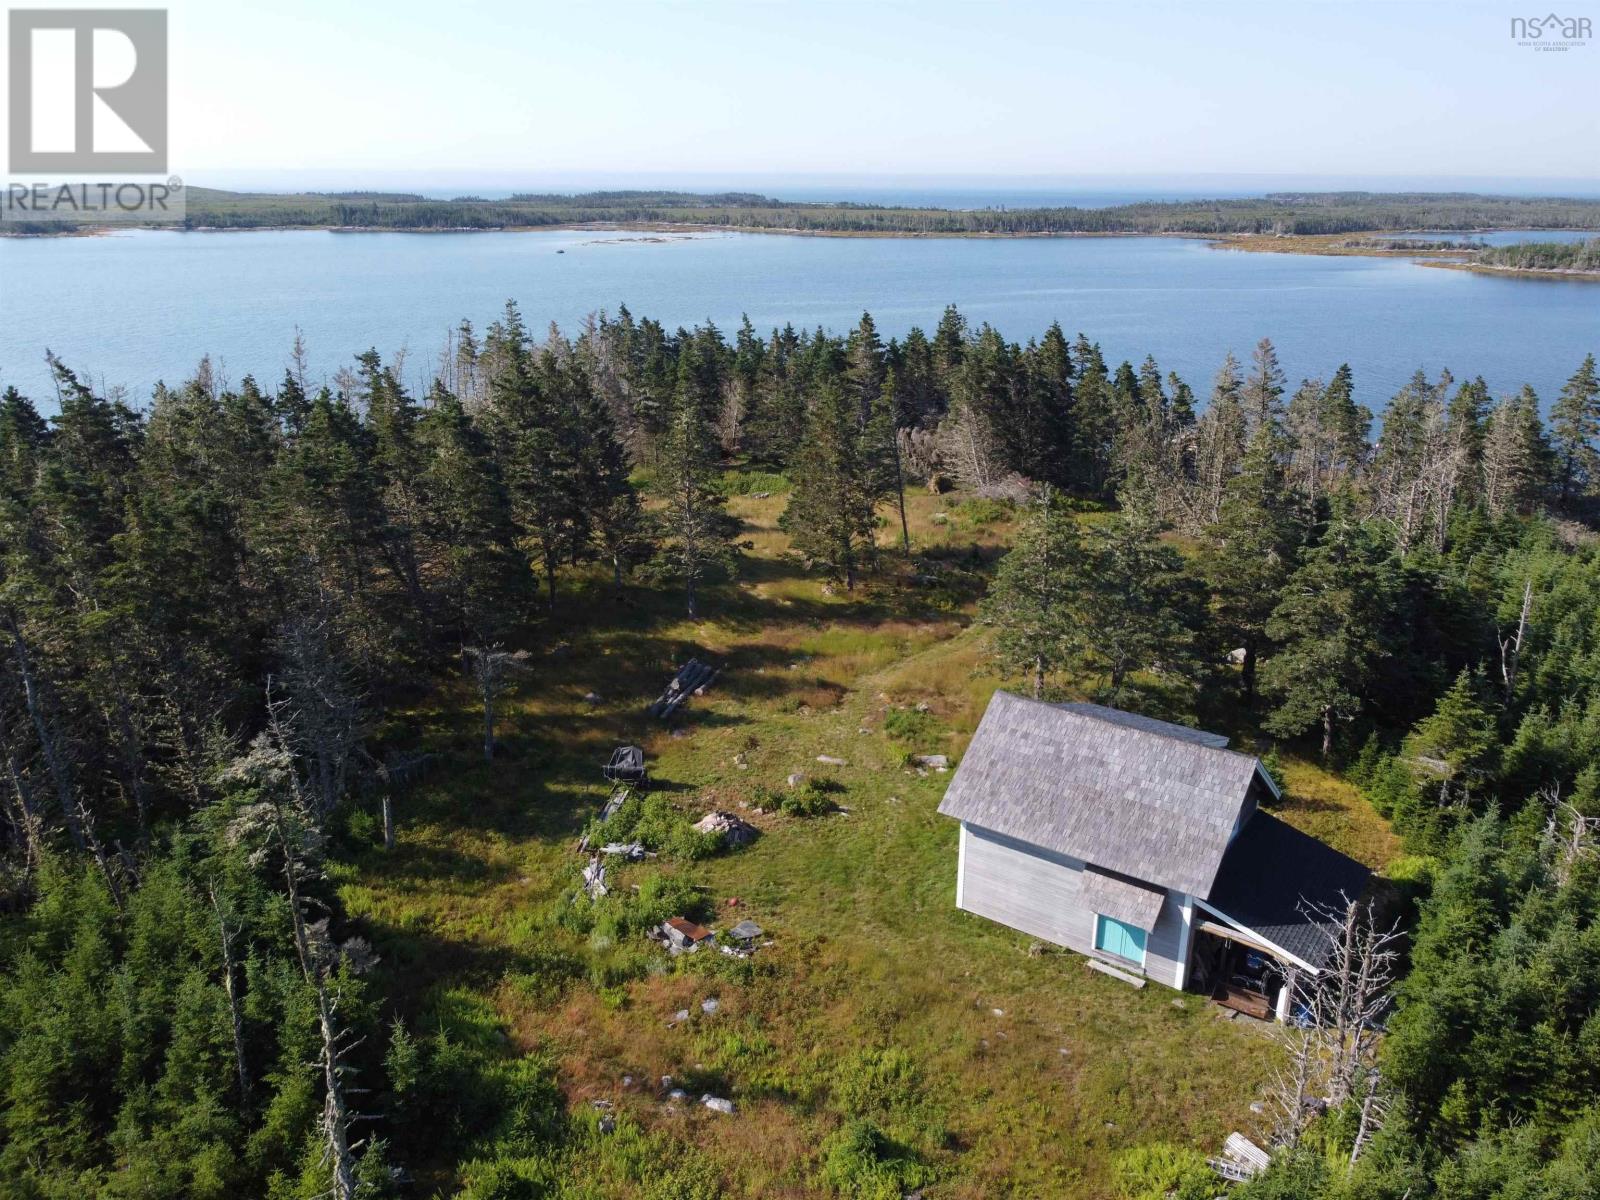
651 391 738 618
1261 509 1394 757
1077 503 1201 703
1204 423 1305 703
781 381 881 588
1550 354 1600 509
979 488 1084 697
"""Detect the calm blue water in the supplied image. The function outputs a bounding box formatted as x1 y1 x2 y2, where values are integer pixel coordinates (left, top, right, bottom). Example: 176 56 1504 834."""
1 228 1595 409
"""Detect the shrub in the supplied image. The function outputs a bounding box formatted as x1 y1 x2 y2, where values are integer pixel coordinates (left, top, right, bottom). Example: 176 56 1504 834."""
882 706 940 749
583 793 725 861
819 1119 934 1200
833 1047 923 1118
776 777 840 818
556 870 704 941
1258 748 1286 796
952 496 1011 528
717 469 791 496
1111 1143 1222 1200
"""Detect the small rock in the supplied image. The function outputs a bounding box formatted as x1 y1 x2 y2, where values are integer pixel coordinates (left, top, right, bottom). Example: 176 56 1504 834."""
701 997 720 1015
911 754 949 768
816 755 847 766
1171 999 1186 1009
1027 940 1044 957
1058 1047 1069 1056
660 1075 673 1091
1250 1101 1266 1114
1104 1120 1117 1130
668 1088 688 1102
991 1007 1004 1017
670 1008 690 1024
821 584 836 597
599 1114 615 1134
583 691 603 704
622 1075 635 1089
786 773 806 787
702 1094 735 1115
670 728 689 739
914 701 931 713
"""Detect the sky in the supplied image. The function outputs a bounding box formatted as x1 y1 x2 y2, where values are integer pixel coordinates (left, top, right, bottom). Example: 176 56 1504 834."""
4 0 1597 189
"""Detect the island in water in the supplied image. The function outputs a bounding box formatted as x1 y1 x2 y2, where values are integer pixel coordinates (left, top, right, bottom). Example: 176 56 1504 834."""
9 187 1600 279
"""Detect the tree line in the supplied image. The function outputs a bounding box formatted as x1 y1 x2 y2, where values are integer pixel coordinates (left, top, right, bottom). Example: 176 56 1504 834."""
25 187 1600 237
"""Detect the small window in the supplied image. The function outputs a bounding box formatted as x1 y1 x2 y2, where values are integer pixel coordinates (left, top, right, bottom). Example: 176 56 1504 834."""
1094 914 1148 965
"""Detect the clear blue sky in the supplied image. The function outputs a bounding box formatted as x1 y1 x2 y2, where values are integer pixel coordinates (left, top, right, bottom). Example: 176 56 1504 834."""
65 0 1600 185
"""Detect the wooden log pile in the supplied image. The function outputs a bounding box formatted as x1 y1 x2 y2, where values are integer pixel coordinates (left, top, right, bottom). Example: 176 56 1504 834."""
647 658 718 720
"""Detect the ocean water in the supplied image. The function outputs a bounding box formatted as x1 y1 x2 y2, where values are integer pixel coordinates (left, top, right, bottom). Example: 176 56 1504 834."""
1 227 1595 410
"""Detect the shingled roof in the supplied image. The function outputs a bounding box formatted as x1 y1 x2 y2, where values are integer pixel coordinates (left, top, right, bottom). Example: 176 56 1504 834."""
1204 812 1372 968
937 691 1273 897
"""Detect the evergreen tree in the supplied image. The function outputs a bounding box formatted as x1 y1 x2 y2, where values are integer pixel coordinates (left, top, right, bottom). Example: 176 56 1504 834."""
1192 353 1248 527
1204 423 1305 703
1261 510 1395 757
1549 354 1600 508
651 391 739 618
979 488 1084 697
1076 504 1202 704
781 381 883 588
414 384 530 643
1480 386 1549 517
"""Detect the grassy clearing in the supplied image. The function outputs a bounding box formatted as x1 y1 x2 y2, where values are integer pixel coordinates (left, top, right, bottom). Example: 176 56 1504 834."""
336 485 1395 1197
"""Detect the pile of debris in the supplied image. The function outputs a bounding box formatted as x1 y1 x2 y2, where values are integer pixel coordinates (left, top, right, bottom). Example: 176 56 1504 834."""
582 855 609 899
653 916 716 955
720 919 765 958
603 744 648 787
693 810 758 847
1208 1132 1270 1182
647 659 718 720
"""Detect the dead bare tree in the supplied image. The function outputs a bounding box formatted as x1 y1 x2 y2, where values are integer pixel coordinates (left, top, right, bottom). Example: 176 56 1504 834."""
1266 1010 1319 1149
209 883 251 1103
1264 896 1402 1162
276 618 365 819
1543 791 1600 887
464 645 531 762
222 719 370 1200
1498 579 1533 703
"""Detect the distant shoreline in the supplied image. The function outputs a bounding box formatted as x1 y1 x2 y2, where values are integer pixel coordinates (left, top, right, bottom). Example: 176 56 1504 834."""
6 196 1598 280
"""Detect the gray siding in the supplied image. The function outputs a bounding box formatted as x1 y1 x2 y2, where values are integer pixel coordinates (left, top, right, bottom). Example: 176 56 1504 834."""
958 822 1190 989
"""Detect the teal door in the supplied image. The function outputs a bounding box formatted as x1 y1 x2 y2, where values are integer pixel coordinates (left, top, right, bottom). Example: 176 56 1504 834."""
1094 914 1148 964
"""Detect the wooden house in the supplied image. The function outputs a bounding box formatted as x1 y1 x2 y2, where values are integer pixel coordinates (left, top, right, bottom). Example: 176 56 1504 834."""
937 692 1370 1019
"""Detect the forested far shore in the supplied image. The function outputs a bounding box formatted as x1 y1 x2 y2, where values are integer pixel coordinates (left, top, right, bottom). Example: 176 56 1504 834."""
1477 235 1600 272
2 303 1600 1197
10 186 1600 237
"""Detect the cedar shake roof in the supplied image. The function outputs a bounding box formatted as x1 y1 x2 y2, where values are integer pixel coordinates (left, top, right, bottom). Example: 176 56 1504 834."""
1204 812 1372 969
938 691 1273 897
1080 866 1167 930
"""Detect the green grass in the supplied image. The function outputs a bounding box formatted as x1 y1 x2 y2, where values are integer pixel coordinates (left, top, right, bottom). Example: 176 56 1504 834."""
335 488 1397 1197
